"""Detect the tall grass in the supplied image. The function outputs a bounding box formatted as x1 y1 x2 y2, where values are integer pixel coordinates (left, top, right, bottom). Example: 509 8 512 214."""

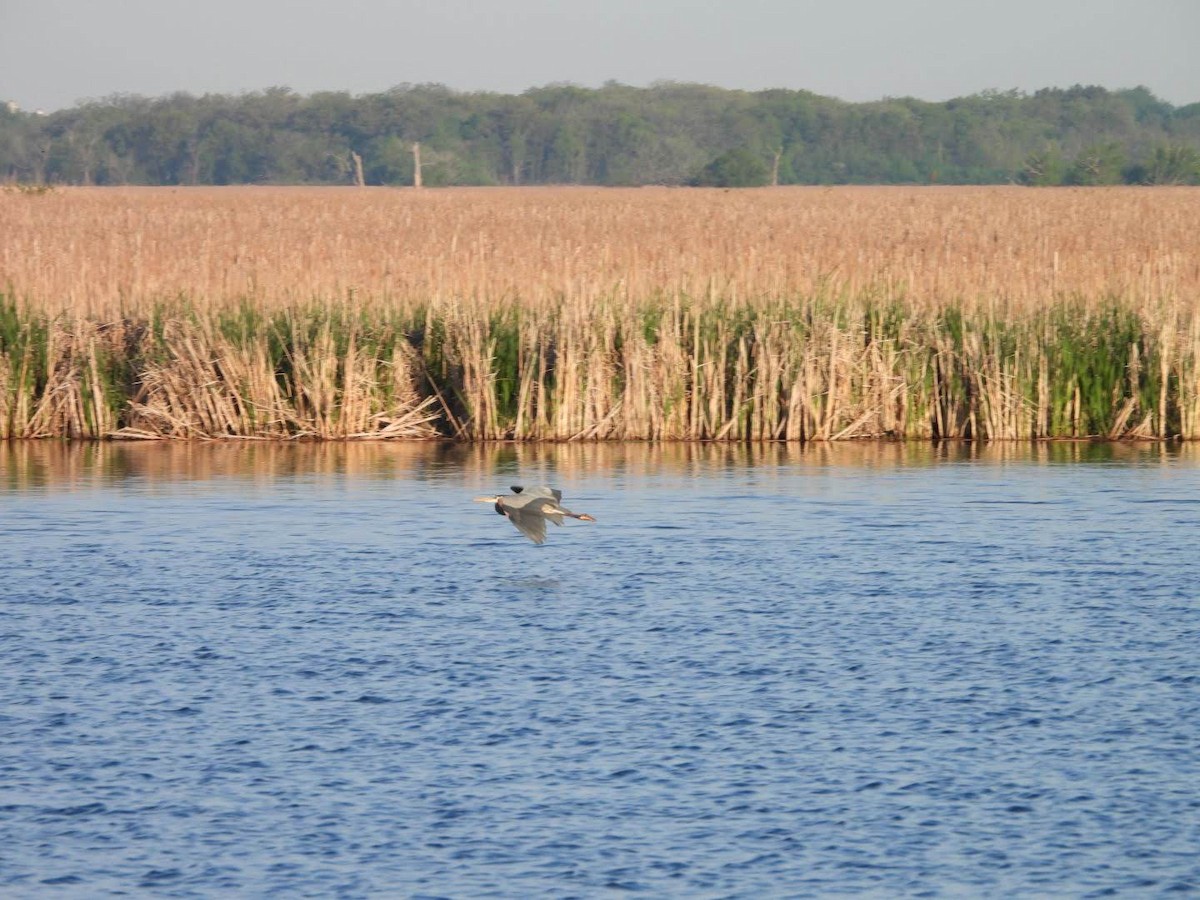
2 185 1198 441
0 297 439 440
4 185 1197 318
3 291 1200 440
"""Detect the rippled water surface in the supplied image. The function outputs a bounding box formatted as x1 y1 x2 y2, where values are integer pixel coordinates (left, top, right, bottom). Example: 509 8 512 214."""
2 441 1198 897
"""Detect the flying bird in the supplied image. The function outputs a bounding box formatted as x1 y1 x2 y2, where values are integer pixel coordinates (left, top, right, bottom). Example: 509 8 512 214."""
474 485 596 544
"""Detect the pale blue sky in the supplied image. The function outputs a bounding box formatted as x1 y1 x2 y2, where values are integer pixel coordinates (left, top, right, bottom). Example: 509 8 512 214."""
2 0 1197 112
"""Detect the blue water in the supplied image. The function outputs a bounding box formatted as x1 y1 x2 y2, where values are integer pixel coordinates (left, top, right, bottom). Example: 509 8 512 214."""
2 441 1198 897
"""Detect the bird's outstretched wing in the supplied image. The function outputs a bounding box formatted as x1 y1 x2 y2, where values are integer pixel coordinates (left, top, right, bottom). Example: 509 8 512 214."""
505 505 548 544
517 486 563 503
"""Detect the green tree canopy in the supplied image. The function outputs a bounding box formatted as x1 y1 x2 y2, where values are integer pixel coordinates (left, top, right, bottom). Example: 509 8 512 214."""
2 82 1197 186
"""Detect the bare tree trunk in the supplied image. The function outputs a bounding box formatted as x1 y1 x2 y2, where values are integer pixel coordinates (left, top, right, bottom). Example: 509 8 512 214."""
351 151 365 187
772 148 782 187
412 142 422 189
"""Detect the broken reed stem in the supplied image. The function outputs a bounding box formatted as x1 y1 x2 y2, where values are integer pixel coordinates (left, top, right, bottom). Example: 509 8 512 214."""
1 293 1199 441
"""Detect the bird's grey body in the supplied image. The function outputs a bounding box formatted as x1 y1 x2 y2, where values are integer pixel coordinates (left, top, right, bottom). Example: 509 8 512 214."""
474 485 596 544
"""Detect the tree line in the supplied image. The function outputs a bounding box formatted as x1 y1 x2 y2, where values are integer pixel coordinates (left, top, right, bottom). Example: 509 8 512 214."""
2 82 1199 187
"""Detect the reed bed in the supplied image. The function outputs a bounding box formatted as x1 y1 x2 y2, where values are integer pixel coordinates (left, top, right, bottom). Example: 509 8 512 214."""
2 185 1199 441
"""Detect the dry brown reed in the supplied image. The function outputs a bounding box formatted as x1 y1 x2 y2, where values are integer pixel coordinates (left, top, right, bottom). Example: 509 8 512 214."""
0 316 121 439
119 317 438 440
0 314 438 440
3 185 1197 317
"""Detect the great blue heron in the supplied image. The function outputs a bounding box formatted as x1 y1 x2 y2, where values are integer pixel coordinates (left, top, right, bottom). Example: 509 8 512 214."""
474 485 596 544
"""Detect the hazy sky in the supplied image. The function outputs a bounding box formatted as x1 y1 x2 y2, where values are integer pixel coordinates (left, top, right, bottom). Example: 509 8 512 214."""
2 0 1197 112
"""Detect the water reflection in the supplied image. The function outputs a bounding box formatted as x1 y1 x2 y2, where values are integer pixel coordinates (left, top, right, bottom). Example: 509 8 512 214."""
1 439 1194 492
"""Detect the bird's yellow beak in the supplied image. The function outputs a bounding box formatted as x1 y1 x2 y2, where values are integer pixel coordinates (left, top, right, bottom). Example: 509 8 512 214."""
473 495 499 503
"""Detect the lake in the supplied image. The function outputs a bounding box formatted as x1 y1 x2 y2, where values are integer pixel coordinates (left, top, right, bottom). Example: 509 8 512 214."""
2 440 1198 897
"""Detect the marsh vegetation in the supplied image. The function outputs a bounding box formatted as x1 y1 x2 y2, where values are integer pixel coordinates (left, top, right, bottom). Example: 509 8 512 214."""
2 185 1198 441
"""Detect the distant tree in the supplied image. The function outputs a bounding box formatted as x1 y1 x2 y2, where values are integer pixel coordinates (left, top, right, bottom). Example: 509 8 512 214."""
1019 148 1068 185
1140 144 1200 184
1116 86 1174 127
544 121 588 182
1067 142 1126 185
363 135 413 185
693 148 770 186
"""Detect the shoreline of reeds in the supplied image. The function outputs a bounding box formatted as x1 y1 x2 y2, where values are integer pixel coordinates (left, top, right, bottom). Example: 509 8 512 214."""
3 292 1199 443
